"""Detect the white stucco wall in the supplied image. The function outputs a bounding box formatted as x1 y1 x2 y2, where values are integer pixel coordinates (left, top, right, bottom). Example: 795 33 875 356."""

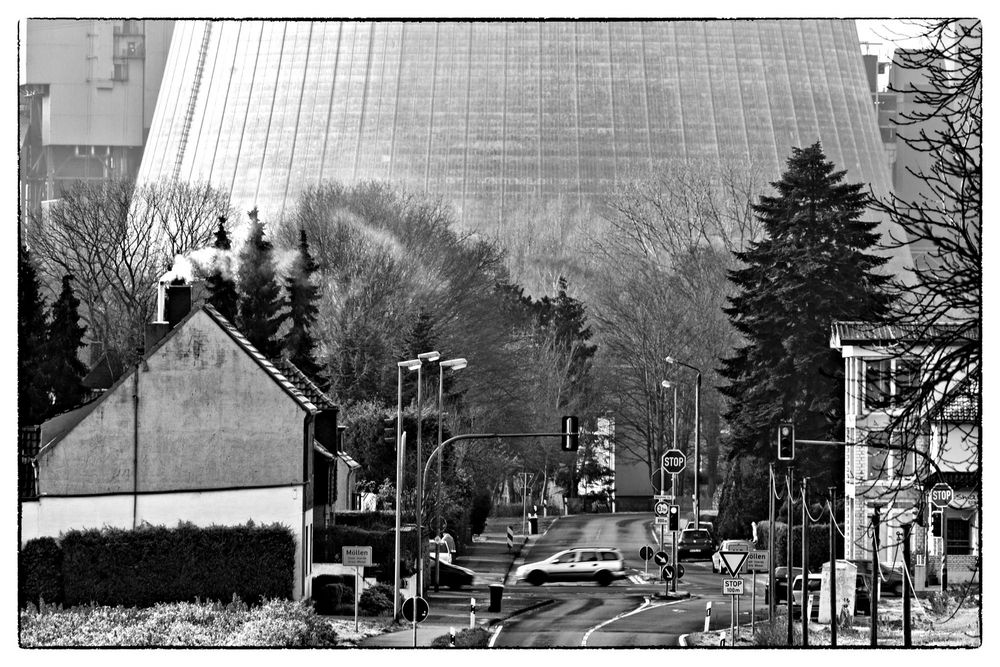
20 485 310 599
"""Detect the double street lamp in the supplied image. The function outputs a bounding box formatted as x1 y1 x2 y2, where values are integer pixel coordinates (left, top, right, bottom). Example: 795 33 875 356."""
415 351 441 599
434 358 467 592
394 358 421 620
665 356 702 527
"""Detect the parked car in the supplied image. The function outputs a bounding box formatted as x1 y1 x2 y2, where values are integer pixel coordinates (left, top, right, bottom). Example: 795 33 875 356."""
791 573 823 619
428 537 453 564
677 529 715 560
432 560 476 590
515 547 626 586
764 566 804 604
711 539 753 573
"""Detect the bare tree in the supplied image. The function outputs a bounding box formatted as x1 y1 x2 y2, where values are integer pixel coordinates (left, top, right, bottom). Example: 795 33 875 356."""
25 178 232 367
593 159 763 497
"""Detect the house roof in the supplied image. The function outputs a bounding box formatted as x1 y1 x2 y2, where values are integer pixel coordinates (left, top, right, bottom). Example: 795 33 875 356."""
313 441 335 460
830 320 978 348
338 451 361 470
38 303 318 458
273 358 336 410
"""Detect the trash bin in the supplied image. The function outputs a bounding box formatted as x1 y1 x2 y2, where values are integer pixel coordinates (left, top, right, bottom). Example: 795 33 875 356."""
529 516 539 535
489 584 504 612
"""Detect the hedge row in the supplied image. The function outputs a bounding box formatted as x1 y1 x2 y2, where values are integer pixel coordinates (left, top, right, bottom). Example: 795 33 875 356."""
19 522 295 608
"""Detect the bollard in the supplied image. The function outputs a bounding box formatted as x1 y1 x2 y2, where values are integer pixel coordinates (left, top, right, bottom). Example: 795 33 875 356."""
506 525 514 552
704 601 713 632
449 626 456 647
470 597 476 629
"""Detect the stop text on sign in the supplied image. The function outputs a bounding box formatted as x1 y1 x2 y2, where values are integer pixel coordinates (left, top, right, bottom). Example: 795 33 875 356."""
661 449 687 474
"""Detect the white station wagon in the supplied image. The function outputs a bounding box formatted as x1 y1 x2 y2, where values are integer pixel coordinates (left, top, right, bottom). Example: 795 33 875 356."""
515 547 626 586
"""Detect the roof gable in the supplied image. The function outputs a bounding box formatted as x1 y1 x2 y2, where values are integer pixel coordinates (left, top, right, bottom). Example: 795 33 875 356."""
38 303 317 457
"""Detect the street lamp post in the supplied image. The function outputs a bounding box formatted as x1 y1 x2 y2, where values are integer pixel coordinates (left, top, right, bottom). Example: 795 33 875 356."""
434 358 467 592
665 356 702 527
394 359 421 619
415 351 441 598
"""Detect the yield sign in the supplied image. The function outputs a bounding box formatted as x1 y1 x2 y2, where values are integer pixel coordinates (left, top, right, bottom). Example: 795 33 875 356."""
719 551 750 577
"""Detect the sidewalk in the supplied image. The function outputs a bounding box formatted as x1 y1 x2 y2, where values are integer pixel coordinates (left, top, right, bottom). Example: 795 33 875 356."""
360 515 558 647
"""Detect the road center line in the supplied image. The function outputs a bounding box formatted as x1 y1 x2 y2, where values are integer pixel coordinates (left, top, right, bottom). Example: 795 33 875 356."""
580 596 690 647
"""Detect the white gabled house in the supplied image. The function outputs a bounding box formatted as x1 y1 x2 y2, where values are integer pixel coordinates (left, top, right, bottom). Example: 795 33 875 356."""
20 282 344 600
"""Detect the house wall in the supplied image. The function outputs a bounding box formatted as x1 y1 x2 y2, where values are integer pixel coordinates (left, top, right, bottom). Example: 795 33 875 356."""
38 310 306 495
20 486 311 599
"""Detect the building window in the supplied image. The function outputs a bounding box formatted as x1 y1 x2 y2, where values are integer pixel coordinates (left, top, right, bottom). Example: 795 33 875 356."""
113 63 128 81
864 357 918 411
946 516 972 555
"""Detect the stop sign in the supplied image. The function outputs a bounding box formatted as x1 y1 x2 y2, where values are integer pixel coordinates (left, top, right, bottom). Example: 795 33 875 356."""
662 449 687 474
929 483 954 509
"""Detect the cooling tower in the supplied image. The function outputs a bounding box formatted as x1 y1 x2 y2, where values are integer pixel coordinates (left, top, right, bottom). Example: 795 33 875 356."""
137 20 894 234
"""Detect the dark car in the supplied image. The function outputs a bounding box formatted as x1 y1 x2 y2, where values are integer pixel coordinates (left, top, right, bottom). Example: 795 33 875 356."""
677 529 715 560
431 560 476 590
764 566 804 605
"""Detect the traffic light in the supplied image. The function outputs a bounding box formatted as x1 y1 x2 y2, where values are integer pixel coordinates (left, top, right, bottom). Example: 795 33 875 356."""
561 415 579 451
668 504 680 531
383 417 396 446
777 422 795 461
930 511 943 537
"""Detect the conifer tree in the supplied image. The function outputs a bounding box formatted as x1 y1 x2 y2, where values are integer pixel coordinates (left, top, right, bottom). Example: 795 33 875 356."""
283 229 323 381
205 216 238 322
716 143 893 532
236 208 287 358
45 274 89 415
18 244 51 424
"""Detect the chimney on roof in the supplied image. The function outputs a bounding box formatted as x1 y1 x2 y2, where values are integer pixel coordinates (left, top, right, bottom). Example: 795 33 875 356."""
145 274 208 351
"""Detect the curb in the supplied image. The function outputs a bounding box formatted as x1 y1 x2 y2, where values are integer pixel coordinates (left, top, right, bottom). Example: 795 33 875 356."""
486 598 557 627
679 633 689 646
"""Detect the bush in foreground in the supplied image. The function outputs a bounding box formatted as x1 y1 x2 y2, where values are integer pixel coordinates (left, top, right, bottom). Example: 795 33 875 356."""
19 598 339 647
430 627 491 648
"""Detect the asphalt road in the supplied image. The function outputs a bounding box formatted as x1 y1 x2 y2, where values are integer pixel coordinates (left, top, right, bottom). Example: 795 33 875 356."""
491 513 768 648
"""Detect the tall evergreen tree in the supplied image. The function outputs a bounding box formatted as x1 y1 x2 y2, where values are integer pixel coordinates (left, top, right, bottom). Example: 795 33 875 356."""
235 208 287 358
283 229 323 381
716 143 893 534
205 216 238 322
401 309 439 406
18 244 51 425
45 274 89 415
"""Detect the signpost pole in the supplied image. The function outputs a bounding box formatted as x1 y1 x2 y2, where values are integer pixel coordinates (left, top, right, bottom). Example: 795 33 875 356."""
801 478 809 647
871 505 881 648
751 570 756 635
355 565 360 632
829 488 837 648
735 583 741 643
768 464 776 621
786 467 794 646
671 473 678 593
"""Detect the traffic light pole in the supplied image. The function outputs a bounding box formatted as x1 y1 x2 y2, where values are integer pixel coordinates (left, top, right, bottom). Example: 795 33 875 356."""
801 478 809 647
768 464 776 621
671 472 678 593
786 466 794 646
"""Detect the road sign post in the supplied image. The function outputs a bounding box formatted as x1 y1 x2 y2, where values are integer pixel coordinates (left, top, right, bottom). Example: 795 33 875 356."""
640 545 654 576
930 483 954 509
661 449 687 475
342 546 373 631
723 578 745 645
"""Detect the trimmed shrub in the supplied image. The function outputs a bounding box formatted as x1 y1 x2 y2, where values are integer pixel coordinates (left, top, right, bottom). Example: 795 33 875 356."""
314 525 418 582
430 626 491 648
19 537 64 608
59 522 295 607
358 583 396 616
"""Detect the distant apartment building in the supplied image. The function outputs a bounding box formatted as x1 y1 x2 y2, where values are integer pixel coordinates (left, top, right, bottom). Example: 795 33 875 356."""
19 19 174 220
830 322 979 588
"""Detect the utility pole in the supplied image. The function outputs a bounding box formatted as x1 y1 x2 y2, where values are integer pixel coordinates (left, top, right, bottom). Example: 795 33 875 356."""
871 505 882 647
902 521 913 647
801 478 809 647
829 487 837 648
786 466 794 646
768 464 776 621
